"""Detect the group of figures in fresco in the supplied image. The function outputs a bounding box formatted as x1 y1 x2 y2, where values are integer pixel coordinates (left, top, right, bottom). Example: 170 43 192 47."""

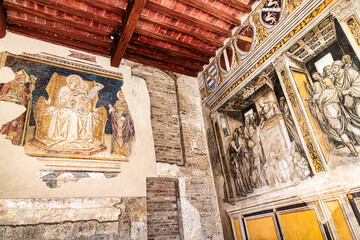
0 70 134 157
307 54 360 157
229 96 311 197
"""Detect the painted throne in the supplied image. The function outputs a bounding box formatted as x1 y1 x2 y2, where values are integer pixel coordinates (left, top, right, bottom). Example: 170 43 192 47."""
32 73 107 155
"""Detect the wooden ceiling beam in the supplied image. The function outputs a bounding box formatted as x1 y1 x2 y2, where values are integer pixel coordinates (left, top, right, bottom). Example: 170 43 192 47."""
76 0 126 15
139 15 223 47
145 1 232 37
135 27 216 57
111 0 147 67
3 1 112 36
126 46 203 71
7 16 112 49
176 0 241 25
124 52 198 77
0 1 6 38
30 0 121 27
130 38 209 64
8 24 111 55
216 0 252 13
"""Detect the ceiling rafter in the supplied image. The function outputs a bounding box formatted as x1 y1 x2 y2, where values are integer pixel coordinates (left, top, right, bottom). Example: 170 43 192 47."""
76 0 126 15
31 0 122 27
3 2 112 36
139 15 223 47
126 46 203 71
124 52 198 76
216 0 252 13
111 0 147 67
2 0 257 76
8 24 110 55
6 16 112 49
135 27 216 57
145 1 232 37
0 2 6 38
130 38 209 64
176 0 242 25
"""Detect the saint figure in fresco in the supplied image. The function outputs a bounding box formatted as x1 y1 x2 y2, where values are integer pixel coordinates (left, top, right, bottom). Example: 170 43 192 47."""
244 114 263 187
319 77 358 157
0 69 36 145
47 74 104 148
258 99 281 128
332 60 360 120
229 128 246 196
342 54 359 72
323 65 335 83
109 90 135 157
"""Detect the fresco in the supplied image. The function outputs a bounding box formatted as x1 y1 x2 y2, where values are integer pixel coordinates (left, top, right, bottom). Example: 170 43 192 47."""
289 18 360 168
219 68 311 199
0 52 135 188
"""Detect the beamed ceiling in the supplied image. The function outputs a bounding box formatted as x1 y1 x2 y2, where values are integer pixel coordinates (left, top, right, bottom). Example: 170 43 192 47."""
0 0 256 76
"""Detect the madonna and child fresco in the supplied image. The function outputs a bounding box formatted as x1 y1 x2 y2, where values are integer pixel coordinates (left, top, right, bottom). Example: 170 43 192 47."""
223 72 312 198
0 53 135 187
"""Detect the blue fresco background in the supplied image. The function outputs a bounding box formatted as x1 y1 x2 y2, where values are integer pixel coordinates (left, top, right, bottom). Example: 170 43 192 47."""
5 55 123 134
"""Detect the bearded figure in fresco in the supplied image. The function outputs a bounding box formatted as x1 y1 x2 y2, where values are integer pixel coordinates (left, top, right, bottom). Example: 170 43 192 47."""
318 77 358 157
258 99 281 128
0 69 35 145
109 90 135 157
332 60 360 122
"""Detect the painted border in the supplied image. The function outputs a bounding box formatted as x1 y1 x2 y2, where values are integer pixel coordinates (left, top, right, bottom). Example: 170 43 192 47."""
345 15 360 48
278 69 324 172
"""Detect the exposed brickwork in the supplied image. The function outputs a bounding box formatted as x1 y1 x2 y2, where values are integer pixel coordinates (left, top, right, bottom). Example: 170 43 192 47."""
134 65 223 239
145 69 185 165
147 177 181 240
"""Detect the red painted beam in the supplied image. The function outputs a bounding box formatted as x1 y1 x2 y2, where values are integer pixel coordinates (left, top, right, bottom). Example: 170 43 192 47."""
0 2 6 38
111 0 147 67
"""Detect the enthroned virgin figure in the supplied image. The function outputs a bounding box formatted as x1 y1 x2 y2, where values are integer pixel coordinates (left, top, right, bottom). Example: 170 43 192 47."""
32 73 107 155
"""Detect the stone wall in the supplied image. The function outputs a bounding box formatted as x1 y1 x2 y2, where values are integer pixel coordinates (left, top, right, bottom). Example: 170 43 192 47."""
0 197 147 240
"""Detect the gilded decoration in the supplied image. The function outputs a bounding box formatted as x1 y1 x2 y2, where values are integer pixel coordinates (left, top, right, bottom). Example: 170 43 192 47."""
204 0 307 93
205 64 219 95
345 15 360 48
210 0 335 110
279 70 324 173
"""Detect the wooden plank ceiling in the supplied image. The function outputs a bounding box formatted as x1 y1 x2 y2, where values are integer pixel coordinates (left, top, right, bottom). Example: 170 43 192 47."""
0 0 256 76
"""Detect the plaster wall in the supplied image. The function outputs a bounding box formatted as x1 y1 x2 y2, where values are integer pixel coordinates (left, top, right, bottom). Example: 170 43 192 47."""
0 32 157 198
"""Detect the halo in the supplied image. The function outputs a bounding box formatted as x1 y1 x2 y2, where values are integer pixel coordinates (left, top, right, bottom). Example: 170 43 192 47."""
117 90 125 100
15 69 29 82
66 74 83 85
